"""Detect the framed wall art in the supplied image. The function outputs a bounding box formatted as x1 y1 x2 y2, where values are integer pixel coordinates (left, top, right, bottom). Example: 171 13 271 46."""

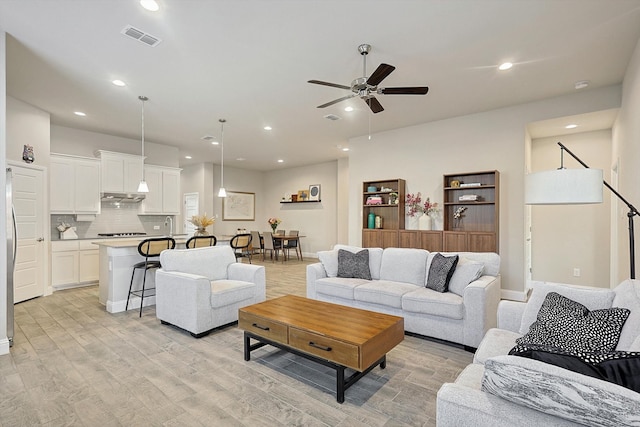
222 191 255 221
309 184 321 201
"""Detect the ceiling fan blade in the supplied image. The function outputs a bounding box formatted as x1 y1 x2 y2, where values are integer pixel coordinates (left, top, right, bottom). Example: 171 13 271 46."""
308 80 351 90
364 96 384 114
379 86 429 95
317 94 356 108
367 63 396 86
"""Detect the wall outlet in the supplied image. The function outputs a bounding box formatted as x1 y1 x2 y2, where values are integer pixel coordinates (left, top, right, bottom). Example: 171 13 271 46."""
153 225 160 230
573 268 581 277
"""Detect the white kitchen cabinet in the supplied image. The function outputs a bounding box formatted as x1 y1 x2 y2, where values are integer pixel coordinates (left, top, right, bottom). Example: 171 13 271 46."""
97 150 143 193
139 165 181 215
50 154 101 214
51 240 99 289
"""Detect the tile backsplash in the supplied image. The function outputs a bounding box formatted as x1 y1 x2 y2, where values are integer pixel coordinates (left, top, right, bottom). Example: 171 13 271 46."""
51 201 174 239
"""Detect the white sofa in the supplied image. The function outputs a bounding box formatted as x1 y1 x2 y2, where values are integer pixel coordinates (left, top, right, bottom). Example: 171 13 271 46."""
155 246 266 337
437 280 640 427
306 245 501 348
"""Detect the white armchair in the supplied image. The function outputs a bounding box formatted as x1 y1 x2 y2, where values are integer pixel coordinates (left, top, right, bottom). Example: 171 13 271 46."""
155 245 266 337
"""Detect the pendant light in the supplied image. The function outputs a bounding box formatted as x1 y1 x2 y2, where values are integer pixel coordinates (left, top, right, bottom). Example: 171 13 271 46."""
218 119 227 198
137 95 150 193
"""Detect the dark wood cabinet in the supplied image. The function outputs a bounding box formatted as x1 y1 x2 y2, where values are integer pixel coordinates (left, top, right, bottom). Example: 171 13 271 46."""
443 171 499 253
399 230 443 252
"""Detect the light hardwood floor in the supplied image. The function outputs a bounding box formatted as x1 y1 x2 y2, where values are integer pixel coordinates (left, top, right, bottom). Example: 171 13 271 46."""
1 257 472 426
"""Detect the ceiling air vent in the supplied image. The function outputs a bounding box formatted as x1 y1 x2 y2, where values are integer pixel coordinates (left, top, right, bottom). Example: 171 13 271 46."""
324 114 341 121
121 25 162 47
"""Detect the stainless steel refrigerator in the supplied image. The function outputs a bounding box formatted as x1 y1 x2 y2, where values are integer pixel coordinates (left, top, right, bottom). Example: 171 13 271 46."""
6 167 16 346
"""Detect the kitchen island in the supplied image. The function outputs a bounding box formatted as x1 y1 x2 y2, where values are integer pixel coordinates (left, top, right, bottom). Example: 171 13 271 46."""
92 236 229 313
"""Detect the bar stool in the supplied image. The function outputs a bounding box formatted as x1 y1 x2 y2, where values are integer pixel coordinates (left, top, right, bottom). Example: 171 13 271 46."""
126 237 176 317
185 235 217 248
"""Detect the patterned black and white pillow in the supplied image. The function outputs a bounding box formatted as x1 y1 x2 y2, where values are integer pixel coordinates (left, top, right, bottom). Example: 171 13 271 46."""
510 343 640 393
337 249 371 280
517 292 630 352
426 253 459 293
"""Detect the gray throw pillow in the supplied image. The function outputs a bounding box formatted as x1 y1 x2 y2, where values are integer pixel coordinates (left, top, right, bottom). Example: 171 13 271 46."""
517 292 630 353
337 249 371 280
426 253 459 293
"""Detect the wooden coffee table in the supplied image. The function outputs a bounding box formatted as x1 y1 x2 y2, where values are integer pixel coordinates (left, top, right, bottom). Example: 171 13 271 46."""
239 295 404 403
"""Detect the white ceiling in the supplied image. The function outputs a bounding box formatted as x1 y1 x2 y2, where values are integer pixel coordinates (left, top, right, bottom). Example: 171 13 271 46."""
2 0 640 171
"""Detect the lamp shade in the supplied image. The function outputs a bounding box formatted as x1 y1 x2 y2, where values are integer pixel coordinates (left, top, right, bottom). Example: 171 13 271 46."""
525 168 603 205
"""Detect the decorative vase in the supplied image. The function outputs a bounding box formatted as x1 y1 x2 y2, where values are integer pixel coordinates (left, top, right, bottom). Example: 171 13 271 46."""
194 227 208 236
418 213 432 230
406 215 419 230
271 225 277 233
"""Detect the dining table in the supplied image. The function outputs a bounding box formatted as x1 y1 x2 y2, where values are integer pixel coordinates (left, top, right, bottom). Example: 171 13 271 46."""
269 233 304 261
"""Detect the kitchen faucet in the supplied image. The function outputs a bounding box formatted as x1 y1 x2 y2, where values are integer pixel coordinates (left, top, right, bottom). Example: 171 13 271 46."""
164 216 173 237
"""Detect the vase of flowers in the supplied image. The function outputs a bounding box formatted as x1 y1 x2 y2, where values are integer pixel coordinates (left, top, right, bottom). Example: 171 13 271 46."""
453 206 467 230
405 192 422 229
189 213 215 236
267 217 281 233
418 197 439 230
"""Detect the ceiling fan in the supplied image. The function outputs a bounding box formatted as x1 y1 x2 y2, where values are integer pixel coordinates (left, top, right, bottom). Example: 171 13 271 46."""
308 43 429 114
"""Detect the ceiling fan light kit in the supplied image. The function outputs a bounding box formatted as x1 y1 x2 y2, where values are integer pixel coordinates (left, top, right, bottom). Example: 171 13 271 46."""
308 43 429 113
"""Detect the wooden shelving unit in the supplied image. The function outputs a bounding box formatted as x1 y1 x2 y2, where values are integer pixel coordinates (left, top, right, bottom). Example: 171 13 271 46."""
442 171 499 253
362 179 405 248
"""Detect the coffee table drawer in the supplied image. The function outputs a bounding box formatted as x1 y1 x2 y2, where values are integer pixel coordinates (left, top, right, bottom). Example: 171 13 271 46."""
289 327 360 370
239 313 288 344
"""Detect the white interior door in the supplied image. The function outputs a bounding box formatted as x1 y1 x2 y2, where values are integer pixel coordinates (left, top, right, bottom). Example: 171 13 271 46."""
10 164 46 303
183 192 199 235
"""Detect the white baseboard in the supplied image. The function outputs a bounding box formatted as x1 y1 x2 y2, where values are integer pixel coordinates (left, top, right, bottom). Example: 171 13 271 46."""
501 289 529 302
106 296 156 314
0 337 10 355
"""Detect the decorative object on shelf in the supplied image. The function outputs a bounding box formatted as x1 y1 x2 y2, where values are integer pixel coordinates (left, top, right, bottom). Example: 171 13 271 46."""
367 185 377 192
460 182 482 188
389 192 399 204
22 144 35 164
309 184 321 201
453 206 467 230
368 212 376 229
268 217 281 233
458 194 480 202
366 195 383 205
375 215 383 229
450 180 460 188
189 213 215 235
137 95 150 193
405 192 423 217
217 119 228 198
291 194 298 202
222 191 255 220
380 186 394 192
297 189 310 201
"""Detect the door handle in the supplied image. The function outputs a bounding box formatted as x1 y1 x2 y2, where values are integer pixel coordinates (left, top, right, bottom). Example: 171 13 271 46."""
37 237 44 242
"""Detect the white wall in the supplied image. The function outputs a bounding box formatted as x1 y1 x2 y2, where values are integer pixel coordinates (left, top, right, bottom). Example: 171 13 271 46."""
6 96 49 166
51 125 179 168
349 85 622 295
613 37 640 283
264 161 338 255
530 131 612 287
181 163 213 233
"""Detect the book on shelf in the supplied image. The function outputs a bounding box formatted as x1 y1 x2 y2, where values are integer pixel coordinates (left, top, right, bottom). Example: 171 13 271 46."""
458 194 479 201
459 182 482 188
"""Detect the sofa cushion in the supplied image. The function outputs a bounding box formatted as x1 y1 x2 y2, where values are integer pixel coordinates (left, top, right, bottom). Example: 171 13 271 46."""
519 281 615 335
402 287 463 319
447 258 484 296
426 253 459 293
318 246 383 279
337 249 371 280
315 277 369 300
517 292 630 352
509 344 640 393
473 328 521 364
379 248 429 286
210 280 256 308
612 279 640 350
160 246 235 281
481 355 640 427
354 280 419 309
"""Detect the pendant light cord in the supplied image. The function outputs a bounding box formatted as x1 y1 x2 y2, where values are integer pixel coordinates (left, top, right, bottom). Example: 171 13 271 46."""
139 95 148 180
220 120 224 187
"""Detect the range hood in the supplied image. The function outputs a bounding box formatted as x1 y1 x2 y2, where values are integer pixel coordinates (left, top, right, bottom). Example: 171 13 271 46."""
101 192 146 203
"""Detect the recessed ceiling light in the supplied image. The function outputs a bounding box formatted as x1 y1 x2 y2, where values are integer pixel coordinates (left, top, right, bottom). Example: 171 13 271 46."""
344 106 354 112
277 159 284 163
210 141 219 145
342 147 350 152
575 80 590 90
236 158 246 161
140 0 159 12
565 124 578 129
74 111 86 117
498 62 513 71
185 155 192 159
112 79 126 87
263 126 272 131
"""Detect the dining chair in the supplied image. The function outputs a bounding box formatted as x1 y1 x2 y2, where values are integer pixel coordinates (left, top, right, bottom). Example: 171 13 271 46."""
250 231 263 255
262 231 283 262
283 230 301 260
126 237 176 317
186 235 217 249
230 233 253 263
